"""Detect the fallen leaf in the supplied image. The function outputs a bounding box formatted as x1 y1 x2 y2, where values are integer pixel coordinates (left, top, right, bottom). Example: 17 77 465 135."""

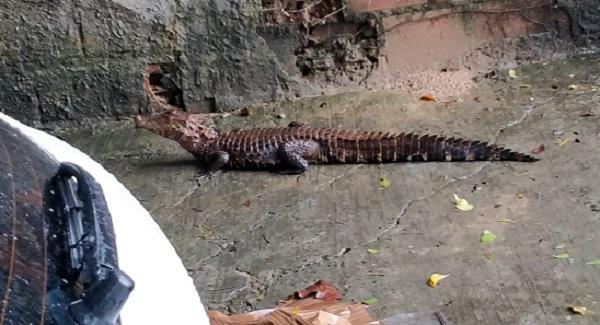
531 144 545 155
580 112 595 117
296 280 343 301
520 84 532 89
496 218 516 223
568 73 576 78
516 193 525 199
291 307 301 316
557 138 569 147
428 273 449 288
585 259 600 266
453 194 474 211
255 291 265 301
367 248 381 255
508 69 518 79
419 94 436 102
553 253 570 259
361 297 379 305
554 243 566 249
242 200 252 207
569 305 587 315
480 230 496 244
379 176 391 189
482 252 496 261
568 84 578 90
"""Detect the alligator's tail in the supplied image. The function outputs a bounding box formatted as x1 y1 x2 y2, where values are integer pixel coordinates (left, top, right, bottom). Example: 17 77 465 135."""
328 132 538 163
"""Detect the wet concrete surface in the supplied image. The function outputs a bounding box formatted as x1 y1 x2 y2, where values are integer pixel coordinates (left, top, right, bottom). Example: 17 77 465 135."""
59 56 600 324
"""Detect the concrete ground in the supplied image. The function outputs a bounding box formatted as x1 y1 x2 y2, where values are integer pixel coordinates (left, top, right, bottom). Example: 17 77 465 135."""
60 56 600 324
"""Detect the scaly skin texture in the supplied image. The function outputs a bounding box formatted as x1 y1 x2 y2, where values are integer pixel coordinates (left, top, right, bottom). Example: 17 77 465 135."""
135 109 538 174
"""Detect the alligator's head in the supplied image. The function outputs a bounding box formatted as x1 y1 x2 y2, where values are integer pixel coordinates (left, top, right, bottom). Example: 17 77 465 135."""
135 109 219 152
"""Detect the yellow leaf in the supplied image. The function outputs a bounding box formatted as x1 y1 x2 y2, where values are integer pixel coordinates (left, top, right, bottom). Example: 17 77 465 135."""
367 248 381 255
569 305 587 315
568 84 578 90
516 193 525 199
379 176 392 189
453 194 473 211
496 218 516 223
291 307 301 316
428 273 449 288
557 138 569 147
519 84 532 89
508 69 518 79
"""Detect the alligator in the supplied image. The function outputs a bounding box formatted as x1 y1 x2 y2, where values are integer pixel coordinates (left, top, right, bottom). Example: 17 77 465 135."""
135 109 538 175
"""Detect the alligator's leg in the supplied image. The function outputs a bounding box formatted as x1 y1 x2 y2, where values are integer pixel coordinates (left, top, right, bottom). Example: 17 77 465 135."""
198 151 229 179
277 140 319 174
288 121 310 128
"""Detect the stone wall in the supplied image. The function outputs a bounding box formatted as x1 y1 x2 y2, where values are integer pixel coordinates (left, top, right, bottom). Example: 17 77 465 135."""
0 0 598 126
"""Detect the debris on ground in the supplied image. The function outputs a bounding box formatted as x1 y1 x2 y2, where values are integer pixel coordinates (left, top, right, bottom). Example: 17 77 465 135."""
209 280 448 325
531 144 545 155
379 176 391 189
553 253 570 259
361 297 379 305
419 94 436 102
209 298 377 325
453 194 473 211
428 273 449 288
294 280 343 301
367 248 381 255
480 230 496 244
585 259 600 266
568 305 587 315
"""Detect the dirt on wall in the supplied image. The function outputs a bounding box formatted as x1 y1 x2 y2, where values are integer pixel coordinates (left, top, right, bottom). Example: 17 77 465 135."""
1 0 599 126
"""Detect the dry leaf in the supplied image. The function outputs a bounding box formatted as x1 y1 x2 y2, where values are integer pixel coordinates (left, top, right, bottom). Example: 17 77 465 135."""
557 138 569 147
568 84 578 90
520 84 532 89
531 144 545 155
496 218 516 223
419 94 436 102
317 311 352 325
428 273 449 288
516 193 525 199
367 248 381 255
585 259 600 266
379 176 391 189
568 73 576 78
482 252 496 261
453 194 474 211
569 305 587 315
554 243 566 249
242 200 252 207
296 280 343 301
508 69 518 79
